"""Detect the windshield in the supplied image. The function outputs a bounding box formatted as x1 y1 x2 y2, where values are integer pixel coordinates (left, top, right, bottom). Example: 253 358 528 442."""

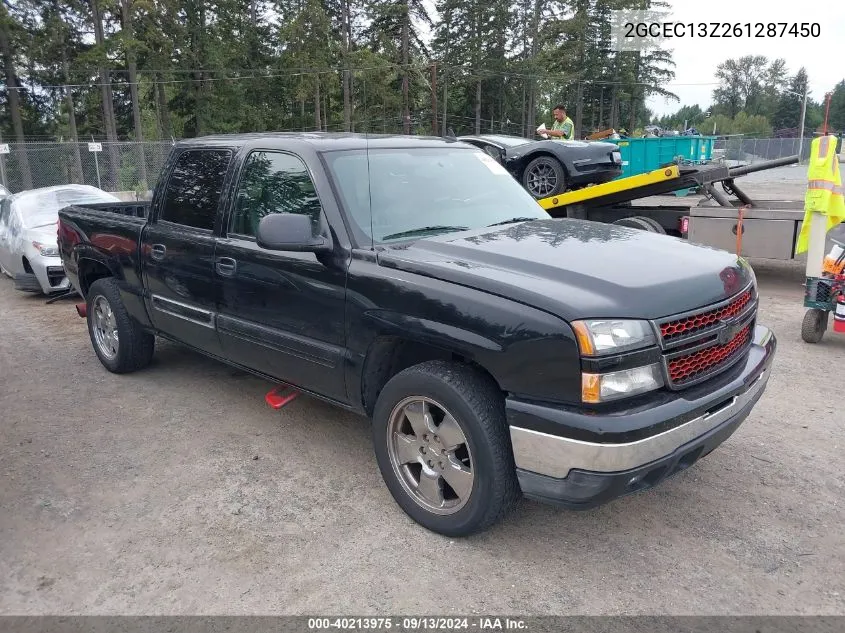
324 147 547 244
17 188 119 229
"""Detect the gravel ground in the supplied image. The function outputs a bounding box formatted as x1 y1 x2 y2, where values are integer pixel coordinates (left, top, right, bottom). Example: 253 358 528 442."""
1 192 844 615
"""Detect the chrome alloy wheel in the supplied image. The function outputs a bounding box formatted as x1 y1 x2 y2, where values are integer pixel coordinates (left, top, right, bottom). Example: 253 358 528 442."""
386 396 475 515
92 295 119 360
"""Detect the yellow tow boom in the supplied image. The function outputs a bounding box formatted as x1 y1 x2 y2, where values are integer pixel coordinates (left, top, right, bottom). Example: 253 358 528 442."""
537 165 682 212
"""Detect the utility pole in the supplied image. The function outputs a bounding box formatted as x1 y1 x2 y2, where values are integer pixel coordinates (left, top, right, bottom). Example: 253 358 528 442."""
784 85 809 163
822 91 832 136
798 86 808 163
430 63 438 136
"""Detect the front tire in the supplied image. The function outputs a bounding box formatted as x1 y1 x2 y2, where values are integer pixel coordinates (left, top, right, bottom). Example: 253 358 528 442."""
87 277 155 373
372 361 520 537
522 156 567 199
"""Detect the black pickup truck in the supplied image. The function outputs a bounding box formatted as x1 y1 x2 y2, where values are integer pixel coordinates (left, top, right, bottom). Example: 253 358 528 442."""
58 133 776 536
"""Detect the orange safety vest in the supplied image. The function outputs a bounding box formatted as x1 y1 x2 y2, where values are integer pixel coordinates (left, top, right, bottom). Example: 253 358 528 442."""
795 135 845 255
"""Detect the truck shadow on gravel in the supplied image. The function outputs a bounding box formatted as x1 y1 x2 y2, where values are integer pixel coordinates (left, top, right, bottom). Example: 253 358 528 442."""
140 339 746 548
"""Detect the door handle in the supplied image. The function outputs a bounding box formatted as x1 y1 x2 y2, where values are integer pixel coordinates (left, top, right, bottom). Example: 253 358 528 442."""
216 257 237 277
150 243 166 261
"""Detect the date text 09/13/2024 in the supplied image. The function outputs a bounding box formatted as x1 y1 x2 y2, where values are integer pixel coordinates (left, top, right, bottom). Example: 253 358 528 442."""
308 618 527 630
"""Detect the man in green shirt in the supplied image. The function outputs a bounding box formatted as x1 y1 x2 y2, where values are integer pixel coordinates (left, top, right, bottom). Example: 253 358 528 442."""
542 104 574 140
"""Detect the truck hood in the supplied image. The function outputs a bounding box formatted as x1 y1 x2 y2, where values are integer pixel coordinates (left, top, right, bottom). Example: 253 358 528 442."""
377 218 753 322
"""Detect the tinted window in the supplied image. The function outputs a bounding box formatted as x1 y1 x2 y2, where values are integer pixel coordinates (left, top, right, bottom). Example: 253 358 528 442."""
160 149 232 230
231 151 322 237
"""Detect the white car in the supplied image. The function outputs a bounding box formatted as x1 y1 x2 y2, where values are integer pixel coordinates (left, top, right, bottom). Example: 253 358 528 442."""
0 185 120 294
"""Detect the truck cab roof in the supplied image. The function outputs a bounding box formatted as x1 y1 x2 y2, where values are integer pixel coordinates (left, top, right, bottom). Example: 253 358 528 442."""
176 132 469 153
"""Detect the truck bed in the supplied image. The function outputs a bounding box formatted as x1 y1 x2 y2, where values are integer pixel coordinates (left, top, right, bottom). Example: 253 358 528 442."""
58 201 151 302
70 201 150 219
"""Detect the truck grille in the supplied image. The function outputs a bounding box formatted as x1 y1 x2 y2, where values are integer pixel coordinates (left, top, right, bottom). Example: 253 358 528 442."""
655 284 756 389
667 324 752 386
660 289 753 342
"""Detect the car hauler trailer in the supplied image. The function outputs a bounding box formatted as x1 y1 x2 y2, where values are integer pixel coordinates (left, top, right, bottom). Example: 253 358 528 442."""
537 155 817 261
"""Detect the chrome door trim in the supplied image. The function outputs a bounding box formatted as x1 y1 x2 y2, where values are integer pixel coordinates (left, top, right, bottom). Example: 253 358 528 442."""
150 293 216 329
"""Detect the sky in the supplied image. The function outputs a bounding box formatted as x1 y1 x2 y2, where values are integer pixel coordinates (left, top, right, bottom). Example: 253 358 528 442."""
644 0 845 116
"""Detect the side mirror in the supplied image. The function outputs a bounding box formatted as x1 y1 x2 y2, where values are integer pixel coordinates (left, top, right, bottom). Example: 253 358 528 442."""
256 213 332 253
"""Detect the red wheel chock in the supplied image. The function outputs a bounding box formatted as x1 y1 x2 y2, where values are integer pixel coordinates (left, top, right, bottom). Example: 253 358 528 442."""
265 386 300 410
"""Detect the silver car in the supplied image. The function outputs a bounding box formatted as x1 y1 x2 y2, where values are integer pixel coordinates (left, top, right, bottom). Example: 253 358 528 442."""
0 185 119 294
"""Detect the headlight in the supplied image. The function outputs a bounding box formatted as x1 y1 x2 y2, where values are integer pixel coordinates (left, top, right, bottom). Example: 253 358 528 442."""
582 363 664 403
32 241 59 257
612 150 622 164
572 319 656 356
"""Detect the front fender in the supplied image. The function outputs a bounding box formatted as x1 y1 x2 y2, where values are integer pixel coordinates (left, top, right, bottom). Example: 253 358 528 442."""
363 310 503 355
344 260 583 410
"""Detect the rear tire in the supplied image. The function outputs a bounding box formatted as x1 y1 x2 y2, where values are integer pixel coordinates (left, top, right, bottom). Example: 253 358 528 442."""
801 308 828 344
613 216 667 234
372 361 520 537
522 156 567 199
86 277 155 373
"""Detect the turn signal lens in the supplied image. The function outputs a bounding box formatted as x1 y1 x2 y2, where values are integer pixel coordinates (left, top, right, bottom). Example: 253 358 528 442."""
572 321 595 355
581 373 602 403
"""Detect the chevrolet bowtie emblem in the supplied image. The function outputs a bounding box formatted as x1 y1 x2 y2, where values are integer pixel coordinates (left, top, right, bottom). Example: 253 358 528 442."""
717 321 740 345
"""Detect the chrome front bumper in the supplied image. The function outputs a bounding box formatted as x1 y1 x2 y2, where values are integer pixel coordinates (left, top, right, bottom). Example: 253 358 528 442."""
510 366 769 479
507 325 776 508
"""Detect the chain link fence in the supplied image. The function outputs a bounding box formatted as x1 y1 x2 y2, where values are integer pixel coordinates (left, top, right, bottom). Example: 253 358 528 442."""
712 136 821 165
0 141 175 195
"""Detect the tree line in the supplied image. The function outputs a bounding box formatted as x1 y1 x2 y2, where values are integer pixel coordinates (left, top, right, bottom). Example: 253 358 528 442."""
657 55 845 138
0 0 675 146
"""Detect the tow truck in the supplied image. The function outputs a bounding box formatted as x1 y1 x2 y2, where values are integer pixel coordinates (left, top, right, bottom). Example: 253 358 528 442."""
537 155 812 261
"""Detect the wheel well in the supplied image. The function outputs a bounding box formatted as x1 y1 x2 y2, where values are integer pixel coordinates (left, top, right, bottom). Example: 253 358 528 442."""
78 259 113 296
22 257 33 273
360 336 500 416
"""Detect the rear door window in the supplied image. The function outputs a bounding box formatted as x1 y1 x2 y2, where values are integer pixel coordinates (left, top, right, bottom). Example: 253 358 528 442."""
160 149 232 230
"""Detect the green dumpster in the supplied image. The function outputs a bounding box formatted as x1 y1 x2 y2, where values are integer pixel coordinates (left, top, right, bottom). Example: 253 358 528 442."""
610 136 715 179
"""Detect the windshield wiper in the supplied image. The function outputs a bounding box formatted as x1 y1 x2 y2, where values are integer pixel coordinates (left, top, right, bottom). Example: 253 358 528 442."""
486 217 539 227
381 225 469 241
